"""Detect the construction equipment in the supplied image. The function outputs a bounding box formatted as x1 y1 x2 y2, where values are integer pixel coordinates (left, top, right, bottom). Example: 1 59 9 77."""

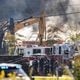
0 12 46 53
15 13 46 45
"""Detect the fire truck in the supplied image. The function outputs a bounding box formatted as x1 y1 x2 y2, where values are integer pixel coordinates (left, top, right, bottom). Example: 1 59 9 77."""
14 43 74 62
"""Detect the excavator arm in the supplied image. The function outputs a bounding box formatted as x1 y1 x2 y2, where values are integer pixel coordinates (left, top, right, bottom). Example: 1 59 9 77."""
38 15 46 45
14 18 39 32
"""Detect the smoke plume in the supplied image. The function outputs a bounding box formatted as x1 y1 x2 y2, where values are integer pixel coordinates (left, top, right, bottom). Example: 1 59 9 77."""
0 0 80 30
0 0 41 20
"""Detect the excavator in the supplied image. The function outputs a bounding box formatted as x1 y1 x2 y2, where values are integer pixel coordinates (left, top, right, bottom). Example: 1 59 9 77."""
0 12 46 54
15 12 46 45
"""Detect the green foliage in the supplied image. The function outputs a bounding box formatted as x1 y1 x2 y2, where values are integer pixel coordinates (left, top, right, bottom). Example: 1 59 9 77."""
5 32 15 55
70 34 80 42
47 40 57 46
8 47 15 56
63 68 69 75
73 66 80 80
72 58 80 80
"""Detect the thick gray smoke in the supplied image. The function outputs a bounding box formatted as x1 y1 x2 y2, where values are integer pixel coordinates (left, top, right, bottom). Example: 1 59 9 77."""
45 0 69 23
45 0 80 30
0 0 80 30
0 0 41 20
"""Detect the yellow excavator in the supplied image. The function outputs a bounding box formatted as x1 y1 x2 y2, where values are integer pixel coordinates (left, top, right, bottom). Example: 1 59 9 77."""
14 12 46 45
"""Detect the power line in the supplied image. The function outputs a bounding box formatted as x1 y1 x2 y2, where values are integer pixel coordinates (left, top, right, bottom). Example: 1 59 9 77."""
46 11 80 16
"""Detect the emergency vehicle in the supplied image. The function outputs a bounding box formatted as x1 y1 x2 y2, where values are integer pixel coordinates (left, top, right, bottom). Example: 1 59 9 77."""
14 46 51 56
14 43 74 61
0 63 30 80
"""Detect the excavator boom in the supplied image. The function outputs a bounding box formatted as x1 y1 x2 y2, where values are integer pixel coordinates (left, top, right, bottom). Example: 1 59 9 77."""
15 18 39 32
